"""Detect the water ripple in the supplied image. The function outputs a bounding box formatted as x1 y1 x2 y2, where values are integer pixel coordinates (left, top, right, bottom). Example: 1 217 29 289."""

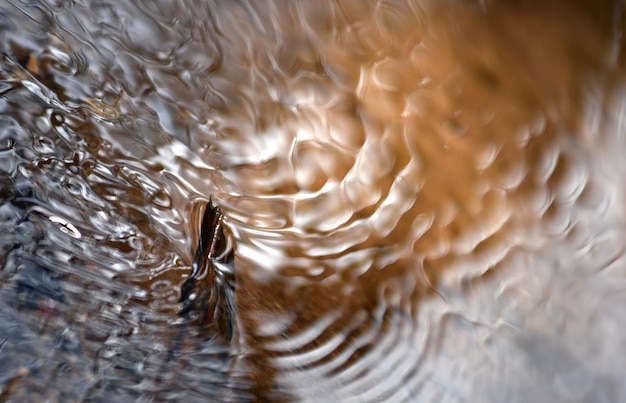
1 0 626 401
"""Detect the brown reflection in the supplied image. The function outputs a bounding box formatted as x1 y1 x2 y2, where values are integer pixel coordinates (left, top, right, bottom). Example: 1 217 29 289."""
215 0 626 400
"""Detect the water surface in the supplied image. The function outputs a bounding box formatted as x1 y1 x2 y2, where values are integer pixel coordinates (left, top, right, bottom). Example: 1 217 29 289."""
1 0 625 401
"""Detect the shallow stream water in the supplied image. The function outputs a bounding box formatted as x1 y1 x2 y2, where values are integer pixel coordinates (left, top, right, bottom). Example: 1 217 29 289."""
1 0 626 401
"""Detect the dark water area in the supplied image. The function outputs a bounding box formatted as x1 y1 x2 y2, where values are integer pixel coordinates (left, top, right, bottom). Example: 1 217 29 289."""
1 0 626 401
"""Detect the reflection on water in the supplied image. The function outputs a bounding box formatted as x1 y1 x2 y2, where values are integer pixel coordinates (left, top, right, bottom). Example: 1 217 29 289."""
1 0 626 401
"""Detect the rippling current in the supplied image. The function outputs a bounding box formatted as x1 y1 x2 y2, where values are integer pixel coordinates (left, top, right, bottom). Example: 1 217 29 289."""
1 0 626 401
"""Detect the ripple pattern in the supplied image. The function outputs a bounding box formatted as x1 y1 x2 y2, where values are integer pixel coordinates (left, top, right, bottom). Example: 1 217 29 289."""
1 0 626 401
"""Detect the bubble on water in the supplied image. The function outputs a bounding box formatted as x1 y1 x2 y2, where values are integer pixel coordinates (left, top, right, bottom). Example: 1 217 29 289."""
49 215 82 239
